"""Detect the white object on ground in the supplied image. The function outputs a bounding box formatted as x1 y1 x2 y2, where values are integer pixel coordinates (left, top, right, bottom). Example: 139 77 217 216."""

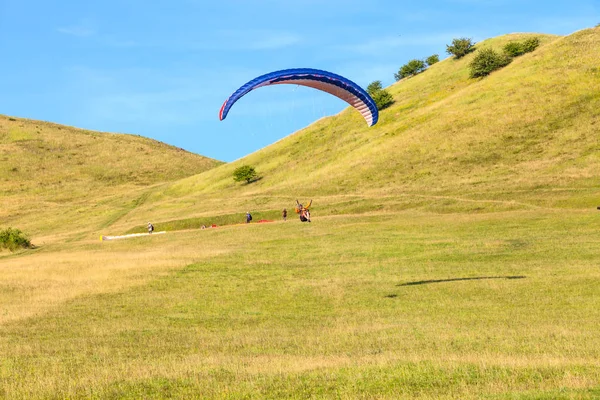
100 231 166 241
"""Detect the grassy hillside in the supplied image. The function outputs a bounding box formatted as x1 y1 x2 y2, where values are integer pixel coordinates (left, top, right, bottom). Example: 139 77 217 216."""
110 29 599 234
0 115 222 237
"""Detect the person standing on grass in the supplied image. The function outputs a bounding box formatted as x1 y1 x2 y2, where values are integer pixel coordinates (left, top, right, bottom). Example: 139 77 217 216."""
147 222 154 234
282 208 287 221
246 212 253 224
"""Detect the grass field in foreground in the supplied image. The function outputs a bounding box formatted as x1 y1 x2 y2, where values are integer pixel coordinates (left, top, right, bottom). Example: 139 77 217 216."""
1 209 599 398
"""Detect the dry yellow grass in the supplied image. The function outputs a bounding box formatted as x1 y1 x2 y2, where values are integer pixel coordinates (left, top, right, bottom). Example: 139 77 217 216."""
0 115 222 238
0 230 232 325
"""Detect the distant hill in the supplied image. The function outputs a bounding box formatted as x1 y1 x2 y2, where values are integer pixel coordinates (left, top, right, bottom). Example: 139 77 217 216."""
116 29 600 232
0 115 222 237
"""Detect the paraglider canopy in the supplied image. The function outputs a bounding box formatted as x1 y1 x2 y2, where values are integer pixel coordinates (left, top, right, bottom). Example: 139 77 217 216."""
219 68 379 126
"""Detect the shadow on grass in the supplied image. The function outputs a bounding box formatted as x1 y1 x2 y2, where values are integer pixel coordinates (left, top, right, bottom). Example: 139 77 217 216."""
244 176 263 184
398 276 526 286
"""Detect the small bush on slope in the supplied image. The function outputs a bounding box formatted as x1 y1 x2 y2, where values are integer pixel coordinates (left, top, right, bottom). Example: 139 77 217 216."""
521 37 541 53
233 165 259 184
0 227 31 252
395 59 427 80
504 37 540 57
367 81 394 110
425 54 440 66
469 48 512 78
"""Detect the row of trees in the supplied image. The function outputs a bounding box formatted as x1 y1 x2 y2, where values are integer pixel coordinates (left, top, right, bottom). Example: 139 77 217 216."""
364 38 470 110
365 35 541 111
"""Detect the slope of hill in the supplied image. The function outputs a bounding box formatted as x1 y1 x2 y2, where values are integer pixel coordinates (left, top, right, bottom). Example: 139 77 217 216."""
0 116 222 236
114 29 599 233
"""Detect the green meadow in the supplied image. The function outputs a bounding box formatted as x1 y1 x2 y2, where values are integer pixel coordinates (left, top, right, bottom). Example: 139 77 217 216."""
2 211 600 398
1 27 600 398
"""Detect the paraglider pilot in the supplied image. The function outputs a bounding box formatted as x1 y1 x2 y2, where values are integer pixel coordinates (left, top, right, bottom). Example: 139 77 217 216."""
295 200 312 223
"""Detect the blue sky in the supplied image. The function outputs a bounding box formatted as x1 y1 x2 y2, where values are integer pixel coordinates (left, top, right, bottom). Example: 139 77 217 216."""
0 0 598 161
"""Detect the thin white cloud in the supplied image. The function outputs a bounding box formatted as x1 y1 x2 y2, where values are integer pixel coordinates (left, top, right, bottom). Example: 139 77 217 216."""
215 29 303 51
443 0 513 4
66 29 303 52
341 32 468 55
63 65 263 124
57 20 96 37
101 36 139 48
247 32 302 50
57 26 95 37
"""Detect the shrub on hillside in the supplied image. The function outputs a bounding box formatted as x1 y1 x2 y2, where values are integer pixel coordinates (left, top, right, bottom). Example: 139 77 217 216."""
233 165 258 184
0 227 32 252
367 81 394 110
503 37 540 57
366 81 383 94
425 54 440 66
503 42 525 57
522 37 540 53
469 48 512 78
371 89 394 111
446 38 475 59
394 59 427 80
